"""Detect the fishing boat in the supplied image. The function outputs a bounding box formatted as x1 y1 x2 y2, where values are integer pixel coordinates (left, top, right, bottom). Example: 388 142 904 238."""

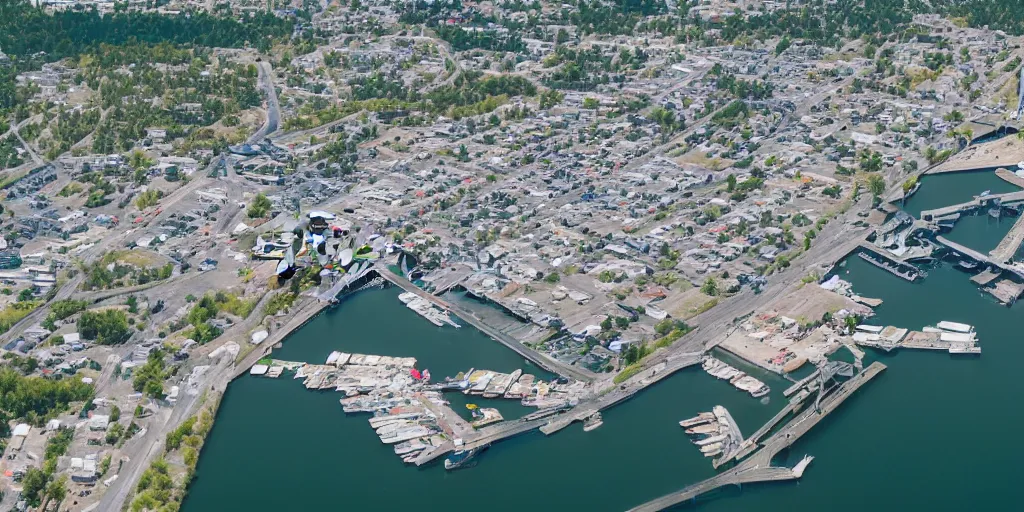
583 413 603 432
751 385 770 398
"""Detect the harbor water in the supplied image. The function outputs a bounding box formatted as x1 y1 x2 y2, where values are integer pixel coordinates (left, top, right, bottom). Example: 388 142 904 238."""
184 169 1024 511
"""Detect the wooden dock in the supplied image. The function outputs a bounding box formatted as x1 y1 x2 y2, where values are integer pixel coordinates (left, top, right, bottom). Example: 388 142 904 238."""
628 362 886 512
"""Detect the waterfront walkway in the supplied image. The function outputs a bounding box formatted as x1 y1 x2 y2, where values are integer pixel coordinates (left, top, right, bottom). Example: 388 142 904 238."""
377 267 596 382
628 362 886 511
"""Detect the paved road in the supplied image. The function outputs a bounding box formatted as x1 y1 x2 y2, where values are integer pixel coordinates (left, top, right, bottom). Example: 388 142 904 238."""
248 62 280 143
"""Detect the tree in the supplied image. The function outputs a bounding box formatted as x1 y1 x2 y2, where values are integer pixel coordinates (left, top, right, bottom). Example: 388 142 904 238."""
77 310 131 345
726 174 737 192
582 97 599 109
902 175 919 204
650 106 679 143
21 467 48 507
866 174 886 199
247 193 272 219
844 314 860 333
701 277 719 296
600 316 613 331
614 316 630 329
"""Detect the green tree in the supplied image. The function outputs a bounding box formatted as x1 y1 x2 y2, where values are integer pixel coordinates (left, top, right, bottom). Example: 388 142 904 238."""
247 193 273 219
866 174 886 199
701 277 719 296
726 174 737 192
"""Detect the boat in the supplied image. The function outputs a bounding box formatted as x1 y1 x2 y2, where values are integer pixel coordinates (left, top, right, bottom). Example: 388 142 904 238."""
699 442 723 454
694 434 727 446
380 426 433 444
444 446 482 470
979 190 991 198
679 412 715 428
686 424 720 435
583 413 603 432
391 440 423 456
957 260 979 271
1018 161 1024 171
702 448 722 458
751 385 770 398
936 321 974 333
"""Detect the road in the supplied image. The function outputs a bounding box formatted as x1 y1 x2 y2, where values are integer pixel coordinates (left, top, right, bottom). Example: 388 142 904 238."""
248 61 280 143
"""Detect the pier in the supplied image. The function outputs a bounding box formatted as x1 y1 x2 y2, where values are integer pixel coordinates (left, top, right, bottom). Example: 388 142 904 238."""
378 267 595 382
989 212 1024 263
919 190 1024 221
936 236 1024 279
628 362 886 512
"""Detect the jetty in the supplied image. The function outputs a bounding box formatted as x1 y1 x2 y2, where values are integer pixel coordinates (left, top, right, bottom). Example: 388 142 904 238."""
919 190 1024 221
628 362 887 512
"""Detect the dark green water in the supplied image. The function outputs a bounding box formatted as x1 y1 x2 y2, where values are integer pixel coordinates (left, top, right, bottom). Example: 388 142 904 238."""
184 171 1022 511
182 287 790 511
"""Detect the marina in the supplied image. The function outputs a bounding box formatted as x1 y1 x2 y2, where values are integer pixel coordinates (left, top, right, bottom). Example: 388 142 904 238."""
185 167 1024 512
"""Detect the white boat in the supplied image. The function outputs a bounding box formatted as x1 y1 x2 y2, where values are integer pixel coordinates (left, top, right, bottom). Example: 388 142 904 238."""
699 442 722 453
936 321 973 333
686 424 720 435
751 385 770 398
398 292 418 304
381 427 433 444
792 455 814 477
940 331 976 343
679 412 715 428
702 448 722 458
1017 160 1024 171
694 434 727 446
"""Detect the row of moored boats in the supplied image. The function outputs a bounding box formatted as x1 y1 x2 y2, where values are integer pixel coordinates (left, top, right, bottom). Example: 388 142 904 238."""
702 357 770 398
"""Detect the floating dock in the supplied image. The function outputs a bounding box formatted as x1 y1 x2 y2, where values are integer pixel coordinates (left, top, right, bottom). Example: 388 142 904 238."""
857 251 921 281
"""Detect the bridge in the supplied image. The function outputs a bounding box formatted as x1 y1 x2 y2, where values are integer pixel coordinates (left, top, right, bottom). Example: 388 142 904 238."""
628 362 886 511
